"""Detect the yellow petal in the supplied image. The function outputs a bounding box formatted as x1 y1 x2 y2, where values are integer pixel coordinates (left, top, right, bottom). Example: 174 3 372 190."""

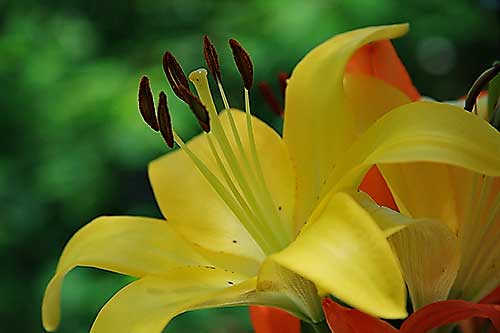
380 162 462 233
91 266 316 333
389 220 460 309
272 192 407 319
348 190 412 237
283 23 410 229
350 191 460 309
450 174 500 301
90 267 249 333
149 110 294 259
42 216 209 331
327 102 500 195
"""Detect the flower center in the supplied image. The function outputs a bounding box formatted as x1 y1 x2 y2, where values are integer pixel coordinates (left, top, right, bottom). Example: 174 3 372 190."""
138 37 293 255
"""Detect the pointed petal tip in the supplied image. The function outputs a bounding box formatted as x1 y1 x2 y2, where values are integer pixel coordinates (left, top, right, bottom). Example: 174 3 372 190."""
383 22 409 34
42 275 63 332
371 22 409 40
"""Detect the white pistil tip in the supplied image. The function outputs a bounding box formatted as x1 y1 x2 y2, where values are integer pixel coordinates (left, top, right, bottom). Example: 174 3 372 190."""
189 68 208 83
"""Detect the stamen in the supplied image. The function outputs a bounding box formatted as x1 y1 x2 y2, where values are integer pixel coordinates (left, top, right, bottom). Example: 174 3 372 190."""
163 51 190 103
244 87 291 244
228 38 291 243
178 85 210 132
189 69 265 215
141 39 293 253
203 35 222 83
259 82 284 117
200 37 231 110
205 134 268 235
229 38 253 90
189 67 290 248
157 91 174 148
278 72 289 99
465 63 500 112
138 76 159 131
172 130 273 255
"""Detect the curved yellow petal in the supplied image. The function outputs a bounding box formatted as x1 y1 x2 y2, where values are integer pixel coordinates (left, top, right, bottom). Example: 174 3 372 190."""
90 266 316 333
42 216 208 331
327 102 500 194
283 23 410 228
272 192 407 319
149 110 294 260
91 267 250 333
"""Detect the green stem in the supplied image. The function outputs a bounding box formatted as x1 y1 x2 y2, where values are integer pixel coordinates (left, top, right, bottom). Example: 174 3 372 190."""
301 320 331 333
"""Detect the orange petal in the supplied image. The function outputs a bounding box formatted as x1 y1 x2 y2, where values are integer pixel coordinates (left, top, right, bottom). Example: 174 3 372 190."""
323 298 398 333
249 306 301 333
359 166 398 211
400 300 500 333
346 40 420 101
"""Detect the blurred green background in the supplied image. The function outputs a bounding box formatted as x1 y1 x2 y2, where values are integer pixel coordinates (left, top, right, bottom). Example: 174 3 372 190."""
1 0 499 332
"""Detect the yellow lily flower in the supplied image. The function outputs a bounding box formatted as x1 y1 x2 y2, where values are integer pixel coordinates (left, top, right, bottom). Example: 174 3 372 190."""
42 24 500 333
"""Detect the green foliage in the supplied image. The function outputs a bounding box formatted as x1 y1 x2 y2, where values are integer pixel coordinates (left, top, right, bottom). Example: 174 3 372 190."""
0 1 499 332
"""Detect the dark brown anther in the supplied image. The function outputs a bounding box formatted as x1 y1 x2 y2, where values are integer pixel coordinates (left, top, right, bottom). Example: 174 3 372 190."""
179 85 210 132
229 38 253 90
138 76 160 131
157 91 175 148
465 63 500 112
162 51 190 103
278 72 289 99
259 82 284 117
203 35 222 83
